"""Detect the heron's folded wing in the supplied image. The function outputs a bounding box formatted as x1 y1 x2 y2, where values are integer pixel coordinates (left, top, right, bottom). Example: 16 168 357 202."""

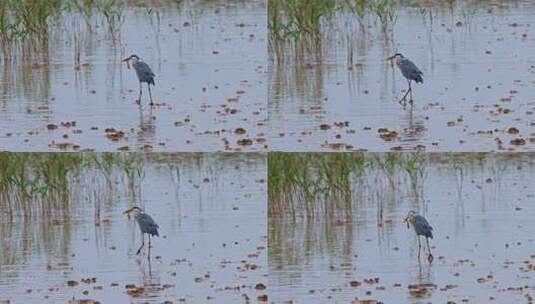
137 62 155 77
413 215 432 230
400 58 423 76
138 213 159 230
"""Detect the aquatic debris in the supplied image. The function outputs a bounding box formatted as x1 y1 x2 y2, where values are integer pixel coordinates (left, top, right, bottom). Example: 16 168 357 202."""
349 280 362 287
105 128 125 141
378 128 398 141
81 278 97 284
507 127 519 134
254 283 266 290
237 139 253 146
47 124 59 130
363 278 379 284
161 284 174 290
68 300 101 304
408 284 428 297
476 275 493 283
67 280 79 287
125 284 144 297
440 284 458 291
235 128 247 134
510 138 526 145
61 121 77 128
224 108 238 115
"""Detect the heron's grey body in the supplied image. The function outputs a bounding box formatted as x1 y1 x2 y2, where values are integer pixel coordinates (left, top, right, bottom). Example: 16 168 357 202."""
389 53 423 104
124 207 159 256
132 61 155 86
134 212 159 237
405 210 433 261
410 214 433 239
396 56 423 84
123 54 156 105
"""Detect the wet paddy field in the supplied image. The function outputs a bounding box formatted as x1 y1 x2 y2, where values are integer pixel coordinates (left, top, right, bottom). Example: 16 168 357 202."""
269 0 535 152
0 1 267 152
268 153 535 303
0 153 267 303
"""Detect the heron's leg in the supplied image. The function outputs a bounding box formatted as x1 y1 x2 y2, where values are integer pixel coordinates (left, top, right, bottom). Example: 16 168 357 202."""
426 237 432 255
137 81 142 104
417 236 421 260
398 80 411 105
398 90 409 105
148 235 151 259
136 234 145 255
408 80 413 103
148 84 154 106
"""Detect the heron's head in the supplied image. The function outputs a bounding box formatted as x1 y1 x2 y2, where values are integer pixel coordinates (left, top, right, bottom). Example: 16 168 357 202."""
404 210 416 227
387 53 404 64
122 54 140 64
123 206 143 219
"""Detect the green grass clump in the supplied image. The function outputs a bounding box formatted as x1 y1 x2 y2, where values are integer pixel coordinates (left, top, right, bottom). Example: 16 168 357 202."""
268 152 429 221
0 153 146 221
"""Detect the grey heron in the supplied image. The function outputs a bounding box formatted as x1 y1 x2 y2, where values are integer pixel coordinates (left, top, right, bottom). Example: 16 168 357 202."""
122 54 156 105
388 53 423 105
404 210 434 263
123 206 159 255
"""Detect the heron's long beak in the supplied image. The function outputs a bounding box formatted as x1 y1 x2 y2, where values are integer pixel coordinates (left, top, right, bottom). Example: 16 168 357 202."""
123 208 134 219
387 56 395 65
403 216 410 229
122 57 131 69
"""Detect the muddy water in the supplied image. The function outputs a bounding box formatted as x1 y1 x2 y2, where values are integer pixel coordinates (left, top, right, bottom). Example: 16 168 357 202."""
0 1 267 152
268 154 535 303
269 1 535 152
0 154 267 303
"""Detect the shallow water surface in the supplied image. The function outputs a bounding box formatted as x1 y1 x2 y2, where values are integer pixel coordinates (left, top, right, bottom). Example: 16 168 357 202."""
0 1 267 152
268 154 535 303
0 154 267 303
269 1 535 152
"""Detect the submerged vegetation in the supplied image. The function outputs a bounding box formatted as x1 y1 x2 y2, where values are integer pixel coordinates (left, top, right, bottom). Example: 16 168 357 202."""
268 0 480 64
0 153 145 221
268 153 525 221
269 0 397 41
0 153 256 222
269 153 427 221
0 0 124 44
0 0 185 56
269 0 399 62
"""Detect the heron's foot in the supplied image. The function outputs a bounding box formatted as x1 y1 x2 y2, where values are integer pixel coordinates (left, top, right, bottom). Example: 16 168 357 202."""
427 253 434 264
408 99 414 104
136 249 142 255
149 102 155 106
